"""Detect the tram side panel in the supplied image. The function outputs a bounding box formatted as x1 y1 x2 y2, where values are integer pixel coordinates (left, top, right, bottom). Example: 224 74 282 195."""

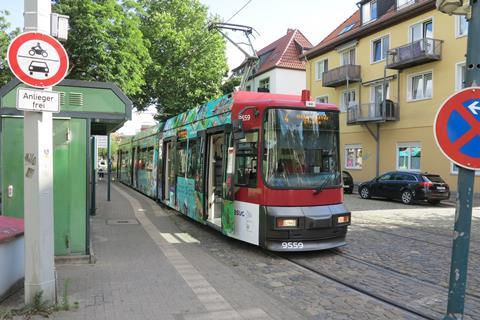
132 135 158 198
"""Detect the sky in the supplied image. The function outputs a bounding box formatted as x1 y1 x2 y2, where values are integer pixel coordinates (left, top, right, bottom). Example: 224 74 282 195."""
2 0 360 134
199 0 359 69
3 0 360 70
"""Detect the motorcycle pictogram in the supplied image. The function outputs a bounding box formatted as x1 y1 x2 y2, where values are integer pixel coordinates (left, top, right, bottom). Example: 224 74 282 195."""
28 43 48 57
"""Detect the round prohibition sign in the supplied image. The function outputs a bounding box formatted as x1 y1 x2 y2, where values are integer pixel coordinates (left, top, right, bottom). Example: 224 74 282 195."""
434 87 480 170
7 32 69 88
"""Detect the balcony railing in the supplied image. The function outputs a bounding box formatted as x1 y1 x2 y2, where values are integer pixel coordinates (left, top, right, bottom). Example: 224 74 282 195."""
386 38 443 70
347 100 399 125
322 64 361 88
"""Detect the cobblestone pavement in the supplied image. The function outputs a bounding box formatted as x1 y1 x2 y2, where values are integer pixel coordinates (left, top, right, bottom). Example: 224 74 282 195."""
159 193 480 320
3 184 479 320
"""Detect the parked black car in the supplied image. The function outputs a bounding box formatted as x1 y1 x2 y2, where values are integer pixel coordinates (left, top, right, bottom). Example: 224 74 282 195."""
358 171 450 205
342 171 354 194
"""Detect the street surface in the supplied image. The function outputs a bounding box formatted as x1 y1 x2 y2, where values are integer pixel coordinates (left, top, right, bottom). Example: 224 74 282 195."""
1 184 479 319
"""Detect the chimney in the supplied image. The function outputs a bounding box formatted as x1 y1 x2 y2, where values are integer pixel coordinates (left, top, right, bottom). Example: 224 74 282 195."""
287 28 295 34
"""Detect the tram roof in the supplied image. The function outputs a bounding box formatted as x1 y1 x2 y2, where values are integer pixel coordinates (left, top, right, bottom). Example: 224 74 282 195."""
161 90 338 133
132 123 162 142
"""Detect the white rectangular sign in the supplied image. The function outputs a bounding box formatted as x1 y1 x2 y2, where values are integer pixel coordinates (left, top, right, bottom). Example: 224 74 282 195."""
94 135 108 148
16 88 60 113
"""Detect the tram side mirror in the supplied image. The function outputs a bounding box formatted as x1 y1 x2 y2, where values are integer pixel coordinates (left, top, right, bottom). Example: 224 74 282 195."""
232 119 245 140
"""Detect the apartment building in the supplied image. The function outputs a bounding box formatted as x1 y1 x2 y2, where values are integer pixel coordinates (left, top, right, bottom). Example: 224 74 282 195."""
233 28 312 94
304 0 479 192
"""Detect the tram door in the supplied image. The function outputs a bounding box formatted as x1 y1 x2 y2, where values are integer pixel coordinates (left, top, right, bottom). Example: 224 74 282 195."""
163 141 175 203
207 133 225 227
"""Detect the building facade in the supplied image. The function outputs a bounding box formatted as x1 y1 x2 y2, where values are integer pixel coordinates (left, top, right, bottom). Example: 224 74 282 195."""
304 0 479 192
233 29 312 94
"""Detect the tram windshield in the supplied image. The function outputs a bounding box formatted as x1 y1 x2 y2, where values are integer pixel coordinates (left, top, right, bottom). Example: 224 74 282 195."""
263 108 340 189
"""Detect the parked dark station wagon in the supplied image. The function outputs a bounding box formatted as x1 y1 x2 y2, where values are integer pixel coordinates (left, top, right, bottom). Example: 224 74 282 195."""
358 171 450 205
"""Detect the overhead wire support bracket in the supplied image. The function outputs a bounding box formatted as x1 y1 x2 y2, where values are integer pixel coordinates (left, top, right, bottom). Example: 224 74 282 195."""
208 22 259 90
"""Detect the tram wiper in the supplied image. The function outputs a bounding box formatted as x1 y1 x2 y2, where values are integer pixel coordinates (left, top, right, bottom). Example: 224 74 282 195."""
313 172 337 195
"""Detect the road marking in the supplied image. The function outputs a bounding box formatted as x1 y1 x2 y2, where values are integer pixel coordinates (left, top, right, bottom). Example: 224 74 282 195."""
160 232 181 243
175 232 200 243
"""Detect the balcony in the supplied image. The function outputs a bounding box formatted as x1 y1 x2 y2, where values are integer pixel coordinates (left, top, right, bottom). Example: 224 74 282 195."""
347 100 399 125
386 38 443 70
322 64 361 88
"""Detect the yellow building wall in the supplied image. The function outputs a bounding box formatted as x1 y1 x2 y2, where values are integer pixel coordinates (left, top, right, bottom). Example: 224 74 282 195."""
307 9 480 192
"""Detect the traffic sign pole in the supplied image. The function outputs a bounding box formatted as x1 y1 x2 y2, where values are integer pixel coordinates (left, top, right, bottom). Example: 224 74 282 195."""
23 0 56 304
443 1 479 319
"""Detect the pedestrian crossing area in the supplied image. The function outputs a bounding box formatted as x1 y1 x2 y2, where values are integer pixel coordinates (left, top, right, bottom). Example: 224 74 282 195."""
160 232 200 244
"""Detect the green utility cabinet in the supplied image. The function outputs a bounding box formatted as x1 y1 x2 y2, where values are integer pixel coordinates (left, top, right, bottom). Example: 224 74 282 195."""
0 79 132 256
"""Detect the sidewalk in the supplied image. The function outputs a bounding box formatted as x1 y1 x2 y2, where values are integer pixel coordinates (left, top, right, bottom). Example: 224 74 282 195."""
14 181 304 320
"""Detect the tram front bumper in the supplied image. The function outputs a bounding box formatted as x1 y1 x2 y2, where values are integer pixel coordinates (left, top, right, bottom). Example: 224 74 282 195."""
260 204 350 252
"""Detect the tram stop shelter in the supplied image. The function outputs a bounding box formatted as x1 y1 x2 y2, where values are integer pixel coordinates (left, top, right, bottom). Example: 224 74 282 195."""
0 79 132 258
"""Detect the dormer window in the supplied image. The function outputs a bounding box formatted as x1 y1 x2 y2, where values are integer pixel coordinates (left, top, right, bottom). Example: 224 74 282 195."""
362 0 378 24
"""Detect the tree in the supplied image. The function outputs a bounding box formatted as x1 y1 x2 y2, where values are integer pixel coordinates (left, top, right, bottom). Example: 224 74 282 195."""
221 76 241 95
53 0 150 96
0 10 20 87
134 0 228 119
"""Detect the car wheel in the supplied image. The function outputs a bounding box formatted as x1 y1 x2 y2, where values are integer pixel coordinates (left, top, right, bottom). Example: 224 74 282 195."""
359 186 370 199
401 190 413 205
428 199 440 205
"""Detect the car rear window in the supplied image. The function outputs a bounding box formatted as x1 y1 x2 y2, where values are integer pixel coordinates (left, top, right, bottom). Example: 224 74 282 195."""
423 175 445 183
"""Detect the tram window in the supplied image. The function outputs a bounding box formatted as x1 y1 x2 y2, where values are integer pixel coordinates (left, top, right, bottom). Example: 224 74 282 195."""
177 142 188 177
187 139 201 180
145 147 154 170
235 131 258 187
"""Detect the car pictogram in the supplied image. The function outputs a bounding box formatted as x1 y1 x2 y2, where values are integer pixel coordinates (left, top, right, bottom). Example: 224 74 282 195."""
28 61 49 76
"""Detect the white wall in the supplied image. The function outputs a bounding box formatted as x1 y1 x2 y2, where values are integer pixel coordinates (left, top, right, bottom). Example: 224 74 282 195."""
0 237 24 298
245 68 306 95
274 68 306 95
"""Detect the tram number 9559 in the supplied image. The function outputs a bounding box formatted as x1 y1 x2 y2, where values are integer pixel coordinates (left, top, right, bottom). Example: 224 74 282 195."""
281 242 304 249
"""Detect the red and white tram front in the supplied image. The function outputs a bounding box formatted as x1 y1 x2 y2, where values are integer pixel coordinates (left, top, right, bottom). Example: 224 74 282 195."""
233 95 351 251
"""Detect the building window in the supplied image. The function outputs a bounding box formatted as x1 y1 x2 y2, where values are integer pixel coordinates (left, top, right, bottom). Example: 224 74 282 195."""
340 48 356 66
456 15 468 38
372 35 389 63
408 71 432 101
456 62 466 91
362 0 377 24
345 145 362 169
259 78 269 90
316 95 328 103
245 85 251 91
451 163 480 175
315 59 328 81
397 143 421 171
410 20 433 42
340 23 355 35
397 0 415 10
341 89 356 112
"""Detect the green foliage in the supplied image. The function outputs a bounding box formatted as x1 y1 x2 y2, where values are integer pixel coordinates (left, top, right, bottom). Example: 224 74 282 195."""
0 10 20 87
134 0 228 119
221 76 241 95
0 285 78 320
53 0 151 96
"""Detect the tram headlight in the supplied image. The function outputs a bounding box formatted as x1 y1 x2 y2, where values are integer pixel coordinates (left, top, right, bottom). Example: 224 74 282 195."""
337 216 350 224
276 218 298 228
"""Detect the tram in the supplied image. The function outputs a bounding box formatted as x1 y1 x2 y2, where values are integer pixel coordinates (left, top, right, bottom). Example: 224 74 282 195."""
117 90 351 251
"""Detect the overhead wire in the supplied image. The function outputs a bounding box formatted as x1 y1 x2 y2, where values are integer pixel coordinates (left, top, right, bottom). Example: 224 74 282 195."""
225 0 253 23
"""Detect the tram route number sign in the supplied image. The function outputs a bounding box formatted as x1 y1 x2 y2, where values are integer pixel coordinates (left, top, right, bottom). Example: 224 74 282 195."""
7 32 69 88
16 88 60 113
434 87 480 170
